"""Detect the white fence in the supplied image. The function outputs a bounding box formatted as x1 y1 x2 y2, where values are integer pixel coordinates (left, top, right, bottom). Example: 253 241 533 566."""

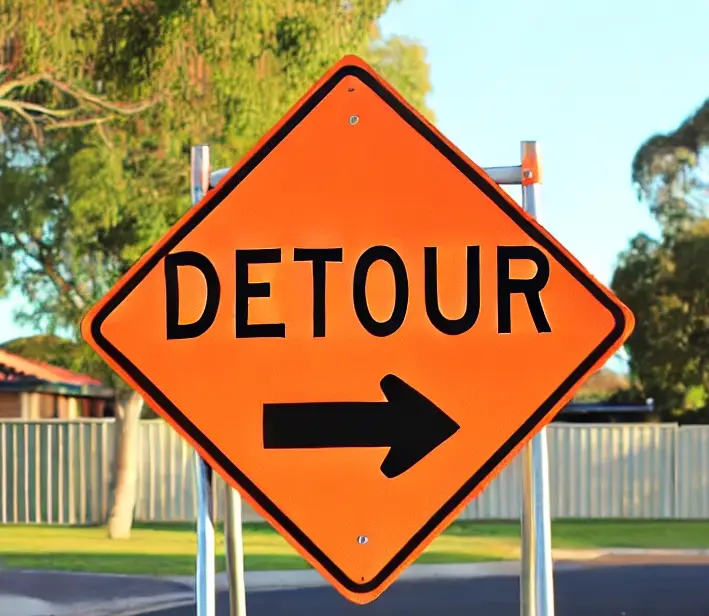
1 420 708 524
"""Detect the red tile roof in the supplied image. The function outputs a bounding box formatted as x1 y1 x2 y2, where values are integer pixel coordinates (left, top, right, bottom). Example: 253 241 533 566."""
0 349 102 385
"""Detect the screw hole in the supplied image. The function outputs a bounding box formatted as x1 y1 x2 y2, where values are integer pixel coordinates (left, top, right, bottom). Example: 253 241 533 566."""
349 115 359 126
357 535 368 544
348 87 355 92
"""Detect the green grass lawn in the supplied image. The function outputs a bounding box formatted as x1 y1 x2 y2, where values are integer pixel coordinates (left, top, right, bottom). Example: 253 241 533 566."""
1 520 708 576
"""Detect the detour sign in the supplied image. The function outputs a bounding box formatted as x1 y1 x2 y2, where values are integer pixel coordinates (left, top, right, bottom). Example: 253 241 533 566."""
81 55 634 604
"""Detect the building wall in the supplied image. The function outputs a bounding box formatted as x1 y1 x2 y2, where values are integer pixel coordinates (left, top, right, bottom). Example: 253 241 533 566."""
0 392 21 418
39 393 56 418
80 397 108 418
23 392 57 419
13 393 106 419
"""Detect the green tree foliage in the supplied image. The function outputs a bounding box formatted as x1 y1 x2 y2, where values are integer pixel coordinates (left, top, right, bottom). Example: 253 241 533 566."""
612 221 709 421
613 95 709 421
0 0 434 364
632 98 709 233
0 0 435 536
1 333 81 368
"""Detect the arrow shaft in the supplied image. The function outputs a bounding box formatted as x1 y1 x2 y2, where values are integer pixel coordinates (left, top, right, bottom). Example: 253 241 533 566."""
263 402 393 449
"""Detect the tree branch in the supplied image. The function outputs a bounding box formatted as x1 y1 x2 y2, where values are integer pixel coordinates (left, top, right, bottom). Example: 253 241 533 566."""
0 99 74 119
96 122 112 148
0 72 160 139
0 73 44 98
49 77 160 115
0 100 40 139
11 231 87 311
37 252 88 312
44 116 114 131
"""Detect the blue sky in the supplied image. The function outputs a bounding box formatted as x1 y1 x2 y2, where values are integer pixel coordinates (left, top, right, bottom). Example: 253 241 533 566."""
1 0 707 373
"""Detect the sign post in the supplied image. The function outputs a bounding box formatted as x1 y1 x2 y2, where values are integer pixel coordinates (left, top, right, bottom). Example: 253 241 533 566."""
82 55 634 606
190 145 216 616
192 144 248 616
194 456 215 616
519 141 555 616
224 481 247 616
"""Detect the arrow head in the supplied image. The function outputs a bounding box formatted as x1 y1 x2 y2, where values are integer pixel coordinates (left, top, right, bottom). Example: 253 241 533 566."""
379 374 460 479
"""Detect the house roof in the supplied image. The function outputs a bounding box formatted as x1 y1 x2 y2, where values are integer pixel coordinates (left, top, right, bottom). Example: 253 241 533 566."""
0 348 102 386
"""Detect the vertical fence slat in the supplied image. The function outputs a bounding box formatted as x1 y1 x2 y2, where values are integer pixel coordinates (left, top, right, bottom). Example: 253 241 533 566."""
181 437 190 520
168 427 176 521
23 423 29 523
680 426 709 518
1 423 6 523
158 423 166 521
549 426 561 518
655 427 662 517
101 421 108 521
598 427 607 517
90 423 98 523
135 420 145 522
12 424 18 523
148 422 156 521
79 422 87 524
46 423 53 524
672 425 678 518
58 424 64 524
68 423 75 525
34 424 41 523
569 426 577 517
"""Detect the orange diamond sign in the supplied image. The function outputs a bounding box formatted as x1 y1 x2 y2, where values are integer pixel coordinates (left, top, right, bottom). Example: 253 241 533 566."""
82 55 634 603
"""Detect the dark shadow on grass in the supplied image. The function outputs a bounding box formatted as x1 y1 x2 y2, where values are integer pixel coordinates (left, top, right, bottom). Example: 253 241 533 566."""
417 552 508 564
129 521 283 535
442 521 521 538
0 552 310 575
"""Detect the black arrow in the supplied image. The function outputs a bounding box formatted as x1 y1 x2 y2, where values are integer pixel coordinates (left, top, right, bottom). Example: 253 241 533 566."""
262 374 460 479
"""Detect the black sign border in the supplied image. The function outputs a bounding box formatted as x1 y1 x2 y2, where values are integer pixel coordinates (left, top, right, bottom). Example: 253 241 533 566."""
90 63 627 595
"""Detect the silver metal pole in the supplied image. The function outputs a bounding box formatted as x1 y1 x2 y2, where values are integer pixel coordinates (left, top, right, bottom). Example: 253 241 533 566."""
520 444 536 616
209 165 524 190
225 486 247 616
519 140 555 616
192 145 211 205
484 165 523 185
195 145 248 616
191 144 216 616
209 167 228 189
194 456 216 616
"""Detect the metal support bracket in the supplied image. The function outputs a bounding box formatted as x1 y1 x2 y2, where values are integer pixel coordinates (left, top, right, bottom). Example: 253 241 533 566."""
197 141 555 616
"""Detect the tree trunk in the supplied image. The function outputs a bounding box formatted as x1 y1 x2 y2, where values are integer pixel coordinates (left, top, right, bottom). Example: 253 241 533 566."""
106 390 143 539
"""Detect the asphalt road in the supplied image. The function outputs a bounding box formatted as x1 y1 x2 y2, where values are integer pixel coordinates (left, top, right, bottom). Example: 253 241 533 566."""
148 561 709 616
